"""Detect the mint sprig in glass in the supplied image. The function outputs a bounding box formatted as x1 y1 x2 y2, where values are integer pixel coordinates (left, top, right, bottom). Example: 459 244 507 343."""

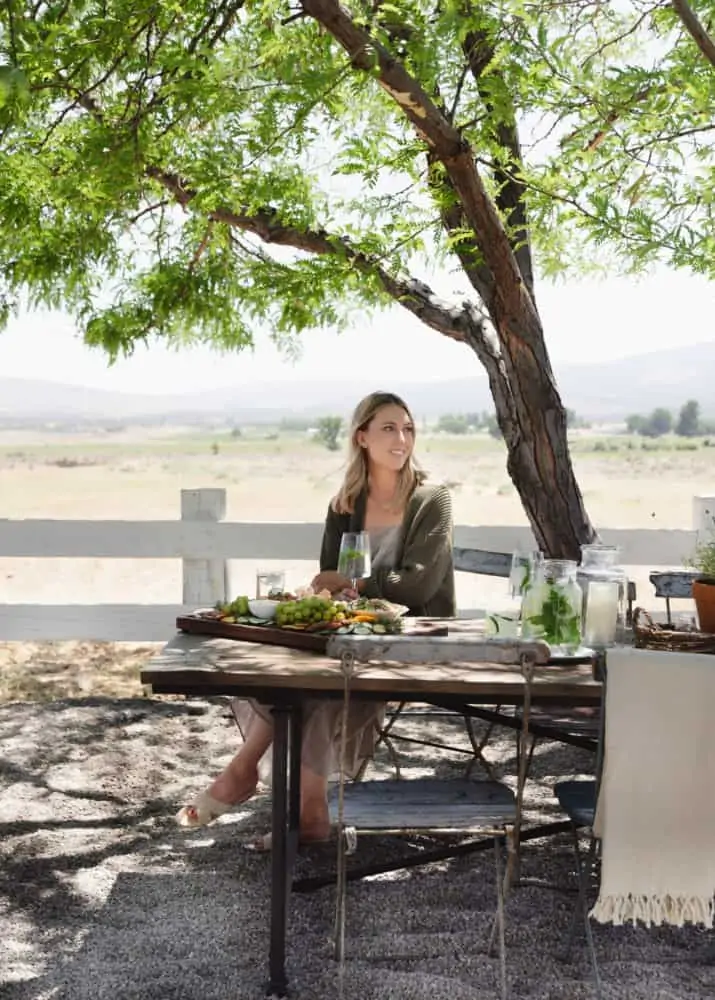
338 531 372 592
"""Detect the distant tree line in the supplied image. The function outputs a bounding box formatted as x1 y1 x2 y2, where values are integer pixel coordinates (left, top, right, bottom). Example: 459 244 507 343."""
436 411 499 436
625 400 713 439
436 409 584 437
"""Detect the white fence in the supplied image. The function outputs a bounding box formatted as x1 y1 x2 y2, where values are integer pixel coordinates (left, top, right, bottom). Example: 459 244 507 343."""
0 489 712 642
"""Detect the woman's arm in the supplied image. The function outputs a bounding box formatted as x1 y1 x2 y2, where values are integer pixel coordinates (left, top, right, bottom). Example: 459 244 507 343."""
319 503 346 572
361 485 453 608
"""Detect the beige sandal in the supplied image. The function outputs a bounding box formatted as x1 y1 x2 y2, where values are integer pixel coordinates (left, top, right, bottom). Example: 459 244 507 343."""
175 788 253 829
244 826 357 854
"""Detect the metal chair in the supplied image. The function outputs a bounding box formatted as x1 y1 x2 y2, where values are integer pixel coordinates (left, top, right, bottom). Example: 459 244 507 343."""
327 634 550 1000
376 547 629 778
648 570 698 623
361 546 519 780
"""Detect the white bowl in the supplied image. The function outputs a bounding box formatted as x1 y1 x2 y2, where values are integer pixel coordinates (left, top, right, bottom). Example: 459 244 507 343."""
248 599 279 620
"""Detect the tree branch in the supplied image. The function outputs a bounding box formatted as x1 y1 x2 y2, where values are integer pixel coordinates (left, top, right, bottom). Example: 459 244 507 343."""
462 21 535 297
144 166 483 344
671 0 715 69
299 0 535 324
426 153 495 306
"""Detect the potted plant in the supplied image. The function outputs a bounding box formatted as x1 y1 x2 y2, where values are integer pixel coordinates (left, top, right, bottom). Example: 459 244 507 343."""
689 519 715 633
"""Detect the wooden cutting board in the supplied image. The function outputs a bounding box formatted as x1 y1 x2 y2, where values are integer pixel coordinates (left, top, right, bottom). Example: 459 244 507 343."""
176 615 449 654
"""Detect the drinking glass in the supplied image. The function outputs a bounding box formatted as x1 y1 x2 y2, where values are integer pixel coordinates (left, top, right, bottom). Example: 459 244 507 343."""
509 549 542 599
338 532 371 590
256 569 286 599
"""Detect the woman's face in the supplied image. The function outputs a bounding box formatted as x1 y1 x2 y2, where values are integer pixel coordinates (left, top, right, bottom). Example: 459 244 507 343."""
357 403 414 473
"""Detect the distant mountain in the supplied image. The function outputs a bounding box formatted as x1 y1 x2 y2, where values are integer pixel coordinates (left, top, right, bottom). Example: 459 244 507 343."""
1 341 713 424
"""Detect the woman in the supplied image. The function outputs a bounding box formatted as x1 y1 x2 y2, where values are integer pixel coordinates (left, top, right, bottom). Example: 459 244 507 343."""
176 390 456 845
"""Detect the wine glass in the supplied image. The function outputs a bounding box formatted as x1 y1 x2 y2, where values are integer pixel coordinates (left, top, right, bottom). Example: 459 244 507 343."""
338 531 371 592
509 549 542 599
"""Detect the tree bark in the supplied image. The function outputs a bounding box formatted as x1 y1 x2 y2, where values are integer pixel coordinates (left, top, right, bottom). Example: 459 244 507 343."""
462 314 594 559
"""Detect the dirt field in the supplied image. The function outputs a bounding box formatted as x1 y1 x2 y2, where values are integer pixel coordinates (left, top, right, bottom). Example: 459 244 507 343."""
1 425 712 703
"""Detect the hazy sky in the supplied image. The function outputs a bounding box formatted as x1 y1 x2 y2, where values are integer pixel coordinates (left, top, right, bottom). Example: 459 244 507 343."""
0 266 712 394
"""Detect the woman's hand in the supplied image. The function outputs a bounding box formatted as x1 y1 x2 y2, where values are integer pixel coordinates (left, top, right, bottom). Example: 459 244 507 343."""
311 570 354 596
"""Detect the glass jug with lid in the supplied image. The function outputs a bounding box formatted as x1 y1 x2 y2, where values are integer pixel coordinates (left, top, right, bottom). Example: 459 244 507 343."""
521 558 583 654
577 543 627 647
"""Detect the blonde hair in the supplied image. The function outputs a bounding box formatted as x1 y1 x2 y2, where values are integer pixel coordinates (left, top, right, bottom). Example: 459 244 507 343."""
333 391 426 514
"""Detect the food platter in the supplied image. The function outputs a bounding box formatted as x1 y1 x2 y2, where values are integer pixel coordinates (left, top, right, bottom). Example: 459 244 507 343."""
177 592 448 653
176 613 448 653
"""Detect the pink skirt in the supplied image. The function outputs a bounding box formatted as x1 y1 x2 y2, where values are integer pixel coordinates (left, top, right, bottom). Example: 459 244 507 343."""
231 697 385 781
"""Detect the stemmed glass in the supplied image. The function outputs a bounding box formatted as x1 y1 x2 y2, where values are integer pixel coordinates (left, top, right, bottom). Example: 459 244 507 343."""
338 532 372 592
509 549 543 599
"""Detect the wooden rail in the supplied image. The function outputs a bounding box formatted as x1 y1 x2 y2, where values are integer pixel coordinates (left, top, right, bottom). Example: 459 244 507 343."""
0 489 711 641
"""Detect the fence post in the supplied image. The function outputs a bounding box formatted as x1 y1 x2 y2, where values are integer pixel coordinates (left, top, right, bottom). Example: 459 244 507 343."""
693 496 715 540
181 488 228 607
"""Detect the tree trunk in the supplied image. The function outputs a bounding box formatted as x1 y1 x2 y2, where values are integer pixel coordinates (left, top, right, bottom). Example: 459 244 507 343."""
302 1 595 560
464 309 595 561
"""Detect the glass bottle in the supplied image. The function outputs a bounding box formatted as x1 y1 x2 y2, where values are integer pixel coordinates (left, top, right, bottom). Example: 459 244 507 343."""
577 544 627 647
521 559 583 654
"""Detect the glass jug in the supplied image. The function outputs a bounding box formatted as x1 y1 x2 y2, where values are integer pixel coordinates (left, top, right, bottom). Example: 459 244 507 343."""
577 544 627 647
521 559 583 654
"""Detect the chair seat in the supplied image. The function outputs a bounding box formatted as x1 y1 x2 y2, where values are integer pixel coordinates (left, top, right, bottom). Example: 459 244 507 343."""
555 779 597 827
328 777 516 831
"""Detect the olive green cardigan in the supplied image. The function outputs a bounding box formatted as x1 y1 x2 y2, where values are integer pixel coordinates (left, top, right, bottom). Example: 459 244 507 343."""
319 483 456 618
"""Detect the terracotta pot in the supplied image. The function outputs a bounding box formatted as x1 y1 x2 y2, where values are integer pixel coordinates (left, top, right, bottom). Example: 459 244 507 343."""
692 578 715 634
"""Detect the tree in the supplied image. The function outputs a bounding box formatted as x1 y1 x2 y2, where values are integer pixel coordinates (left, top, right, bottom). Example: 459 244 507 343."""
676 399 701 437
437 414 470 434
0 2 712 555
642 408 673 438
315 416 342 452
626 414 646 435
525 1 715 279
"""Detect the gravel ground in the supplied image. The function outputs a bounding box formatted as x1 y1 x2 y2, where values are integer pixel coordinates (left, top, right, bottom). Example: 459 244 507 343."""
2 697 713 1000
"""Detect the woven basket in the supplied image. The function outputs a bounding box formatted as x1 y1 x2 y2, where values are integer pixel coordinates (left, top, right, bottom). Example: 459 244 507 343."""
632 607 715 654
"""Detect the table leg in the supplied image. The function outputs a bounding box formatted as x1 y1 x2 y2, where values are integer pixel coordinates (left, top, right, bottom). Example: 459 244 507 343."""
288 706 302 840
267 705 291 999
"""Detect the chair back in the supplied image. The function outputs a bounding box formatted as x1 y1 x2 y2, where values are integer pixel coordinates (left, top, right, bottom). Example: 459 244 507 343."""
453 547 511 578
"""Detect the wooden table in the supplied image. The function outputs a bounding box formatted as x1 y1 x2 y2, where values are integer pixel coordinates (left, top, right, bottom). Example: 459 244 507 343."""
141 624 600 998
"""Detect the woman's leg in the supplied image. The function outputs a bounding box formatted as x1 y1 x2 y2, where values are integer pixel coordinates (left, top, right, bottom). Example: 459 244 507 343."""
207 712 273 804
182 706 330 839
299 765 330 840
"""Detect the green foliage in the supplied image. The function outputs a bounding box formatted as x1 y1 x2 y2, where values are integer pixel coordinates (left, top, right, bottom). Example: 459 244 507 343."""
0 1 713 362
566 408 587 429
675 399 701 437
625 407 673 437
525 586 582 647
521 2 715 278
315 415 342 451
627 399 709 438
437 413 471 434
626 413 646 434
689 514 715 579
641 407 673 437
